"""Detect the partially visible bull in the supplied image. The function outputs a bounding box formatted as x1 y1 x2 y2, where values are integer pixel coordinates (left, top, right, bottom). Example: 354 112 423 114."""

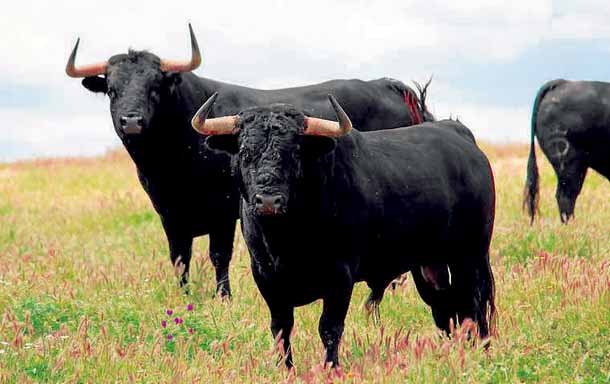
524 79 610 223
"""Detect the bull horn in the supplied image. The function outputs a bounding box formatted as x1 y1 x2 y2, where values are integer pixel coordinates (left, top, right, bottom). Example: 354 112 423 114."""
160 23 202 73
191 92 239 135
65 38 108 78
304 94 352 137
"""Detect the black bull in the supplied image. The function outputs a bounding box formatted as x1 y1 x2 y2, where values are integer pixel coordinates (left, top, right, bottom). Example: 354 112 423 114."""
524 79 610 224
195 97 496 367
66 26 432 296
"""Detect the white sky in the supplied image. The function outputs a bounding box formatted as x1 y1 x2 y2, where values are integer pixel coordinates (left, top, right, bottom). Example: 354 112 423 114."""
1 0 608 160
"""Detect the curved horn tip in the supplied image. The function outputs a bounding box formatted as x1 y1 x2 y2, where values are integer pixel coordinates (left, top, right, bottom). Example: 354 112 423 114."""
191 92 219 131
188 23 202 69
65 38 80 77
65 38 109 78
200 92 219 113
66 37 80 76
327 94 344 113
159 24 201 73
327 94 352 133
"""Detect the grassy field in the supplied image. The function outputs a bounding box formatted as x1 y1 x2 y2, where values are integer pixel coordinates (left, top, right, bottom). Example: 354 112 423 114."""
0 144 608 383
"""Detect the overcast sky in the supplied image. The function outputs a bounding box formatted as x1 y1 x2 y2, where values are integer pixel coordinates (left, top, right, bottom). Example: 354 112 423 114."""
1 0 609 161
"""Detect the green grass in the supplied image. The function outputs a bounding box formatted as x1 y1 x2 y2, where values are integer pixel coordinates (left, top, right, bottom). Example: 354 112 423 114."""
0 145 608 383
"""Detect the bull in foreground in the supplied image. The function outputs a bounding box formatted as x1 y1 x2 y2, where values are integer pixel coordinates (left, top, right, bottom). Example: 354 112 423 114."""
65 25 432 296
192 94 496 367
524 79 610 224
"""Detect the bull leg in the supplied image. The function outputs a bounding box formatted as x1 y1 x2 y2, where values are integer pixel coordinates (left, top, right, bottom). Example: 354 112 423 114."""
554 158 588 223
208 222 235 298
412 266 454 335
449 265 479 338
269 306 295 368
365 283 388 325
166 230 193 290
319 281 354 367
448 255 495 341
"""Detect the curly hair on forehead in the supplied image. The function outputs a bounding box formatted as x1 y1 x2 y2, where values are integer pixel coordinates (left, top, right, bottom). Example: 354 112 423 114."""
238 104 306 132
108 50 161 66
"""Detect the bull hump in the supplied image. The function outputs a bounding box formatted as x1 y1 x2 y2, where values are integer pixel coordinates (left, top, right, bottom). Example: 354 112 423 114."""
382 77 400 83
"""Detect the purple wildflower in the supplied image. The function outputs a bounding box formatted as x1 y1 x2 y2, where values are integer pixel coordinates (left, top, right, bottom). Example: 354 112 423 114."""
174 317 183 325
186 303 194 311
161 320 167 328
188 328 194 335
166 309 173 316
167 334 173 341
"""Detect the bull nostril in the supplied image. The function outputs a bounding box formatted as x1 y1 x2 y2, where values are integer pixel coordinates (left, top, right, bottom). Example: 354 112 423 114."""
254 195 264 208
273 196 283 208
137 117 144 125
119 116 127 126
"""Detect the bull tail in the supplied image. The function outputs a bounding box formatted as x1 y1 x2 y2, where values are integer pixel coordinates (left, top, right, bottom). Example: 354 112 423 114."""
523 79 565 224
480 251 497 341
413 76 434 122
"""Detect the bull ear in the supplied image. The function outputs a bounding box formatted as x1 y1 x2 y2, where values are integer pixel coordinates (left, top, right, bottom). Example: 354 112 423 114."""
303 136 336 158
205 135 239 154
81 76 107 94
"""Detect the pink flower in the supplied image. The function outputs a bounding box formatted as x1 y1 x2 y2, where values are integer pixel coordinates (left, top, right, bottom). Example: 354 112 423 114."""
161 320 167 328
167 334 173 341
174 317 183 325
166 309 173 316
186 303 194 311
188 328 194 335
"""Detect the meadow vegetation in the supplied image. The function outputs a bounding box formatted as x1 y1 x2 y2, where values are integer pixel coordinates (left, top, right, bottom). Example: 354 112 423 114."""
0 144 608 383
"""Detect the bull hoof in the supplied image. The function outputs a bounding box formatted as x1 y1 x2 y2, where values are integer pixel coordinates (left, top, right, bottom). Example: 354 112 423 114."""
215 286 232 301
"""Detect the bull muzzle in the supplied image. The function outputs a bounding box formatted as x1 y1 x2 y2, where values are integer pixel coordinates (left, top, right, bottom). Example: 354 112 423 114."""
119 114 144 134
254 194 286 216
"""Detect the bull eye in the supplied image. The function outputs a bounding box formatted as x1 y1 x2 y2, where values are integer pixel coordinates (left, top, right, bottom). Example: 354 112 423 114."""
107 89 117 98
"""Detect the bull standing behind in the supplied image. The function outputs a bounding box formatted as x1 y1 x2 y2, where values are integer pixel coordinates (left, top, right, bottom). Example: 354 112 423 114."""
524 79 610 224
65 25 432 296
192 94 496 367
